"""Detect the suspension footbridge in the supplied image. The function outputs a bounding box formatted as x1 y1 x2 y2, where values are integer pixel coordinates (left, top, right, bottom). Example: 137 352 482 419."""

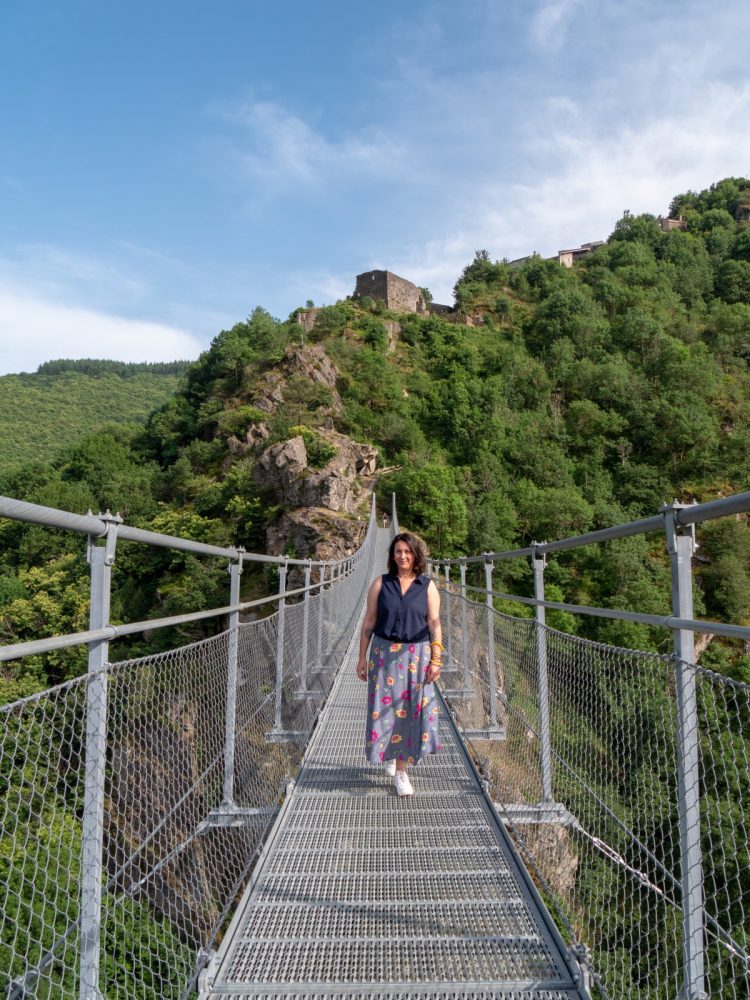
1 492 748 1000
198 556 585 998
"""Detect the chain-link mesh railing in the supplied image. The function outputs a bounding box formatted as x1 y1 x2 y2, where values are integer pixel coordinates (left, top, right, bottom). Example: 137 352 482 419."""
2 677 89 999
439 592 750 1000
4 485 748 1000
269 528 382 744
1 627 280 999
1 512 380 1000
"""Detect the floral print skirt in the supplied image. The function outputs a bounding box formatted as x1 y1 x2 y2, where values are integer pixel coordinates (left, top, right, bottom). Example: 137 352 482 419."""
365 636 441 765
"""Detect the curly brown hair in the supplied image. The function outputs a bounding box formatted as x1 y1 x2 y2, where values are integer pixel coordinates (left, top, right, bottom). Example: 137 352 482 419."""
387 532 428 576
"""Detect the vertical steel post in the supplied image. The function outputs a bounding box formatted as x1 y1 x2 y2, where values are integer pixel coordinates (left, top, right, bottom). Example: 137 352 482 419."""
391 492 399 534
664 505 705 1000
299 560 312 694
222 554 243 807
80 515 119 1000
330 562 339 637
532 546 553 803
317 563 327 669
272 560 288 735
459 560 470 691
484 558 497 728
444 563 453 669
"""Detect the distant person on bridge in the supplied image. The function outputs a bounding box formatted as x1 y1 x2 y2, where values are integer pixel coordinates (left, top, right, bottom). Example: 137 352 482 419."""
356 531 443 796
382 512 389 528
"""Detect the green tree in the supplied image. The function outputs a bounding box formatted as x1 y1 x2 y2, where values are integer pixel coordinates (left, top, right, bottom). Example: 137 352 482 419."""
610 210 663 251
716 259 750 304
381 464 468 556
699 519 750 621
526 285 610 357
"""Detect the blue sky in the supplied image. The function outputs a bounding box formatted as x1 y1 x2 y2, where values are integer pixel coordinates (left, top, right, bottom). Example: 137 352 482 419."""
1 0 749 374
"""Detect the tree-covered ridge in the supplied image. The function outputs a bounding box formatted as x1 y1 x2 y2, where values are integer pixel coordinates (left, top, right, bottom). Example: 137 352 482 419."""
35 358 191 377
0 367 185 473
0 177 748 702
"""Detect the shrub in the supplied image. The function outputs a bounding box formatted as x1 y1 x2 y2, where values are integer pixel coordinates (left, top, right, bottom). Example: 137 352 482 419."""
288 425 337 468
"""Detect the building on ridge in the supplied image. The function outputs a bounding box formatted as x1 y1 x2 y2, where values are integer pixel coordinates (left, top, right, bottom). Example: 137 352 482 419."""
354 270 428 314
557 241 605 268
658 215 688 232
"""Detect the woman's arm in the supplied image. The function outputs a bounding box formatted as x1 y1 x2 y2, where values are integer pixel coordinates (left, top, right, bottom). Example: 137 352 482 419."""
425 579 442 683
356 576 382 680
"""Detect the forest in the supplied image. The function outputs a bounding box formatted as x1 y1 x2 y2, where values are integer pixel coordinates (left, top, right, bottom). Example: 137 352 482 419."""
0 359 188 473
0 177 749 702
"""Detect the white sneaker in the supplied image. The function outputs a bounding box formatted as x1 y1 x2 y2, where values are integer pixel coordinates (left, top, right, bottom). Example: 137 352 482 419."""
384 760 397 777
394 770 413 796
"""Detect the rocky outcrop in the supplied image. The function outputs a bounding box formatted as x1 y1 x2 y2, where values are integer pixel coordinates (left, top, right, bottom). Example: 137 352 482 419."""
266 507 366 562
253 343 342 415
296 308 321 335
283 342 340 396
226 422 269 462
253 430 377 513
247 344 342 417
514 823 578 900
222 344 345 470
383 321 401 353
252 373 285 414
220 340 377 562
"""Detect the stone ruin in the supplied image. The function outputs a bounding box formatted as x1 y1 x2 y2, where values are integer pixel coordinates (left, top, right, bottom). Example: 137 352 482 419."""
354 269 429 313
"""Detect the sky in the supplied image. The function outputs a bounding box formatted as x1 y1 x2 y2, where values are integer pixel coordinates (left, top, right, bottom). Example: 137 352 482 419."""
1 0 749 375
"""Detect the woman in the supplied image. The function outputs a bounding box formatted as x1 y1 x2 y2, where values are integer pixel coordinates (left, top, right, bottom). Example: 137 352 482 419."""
356 531 443 796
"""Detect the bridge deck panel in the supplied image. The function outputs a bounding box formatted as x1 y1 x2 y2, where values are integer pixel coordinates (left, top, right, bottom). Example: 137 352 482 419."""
214 992 582 999
204 580 585 999
235 901 541 940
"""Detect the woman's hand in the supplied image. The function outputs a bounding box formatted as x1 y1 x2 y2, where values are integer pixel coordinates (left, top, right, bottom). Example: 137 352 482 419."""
356 656 368 681
425 659 442 684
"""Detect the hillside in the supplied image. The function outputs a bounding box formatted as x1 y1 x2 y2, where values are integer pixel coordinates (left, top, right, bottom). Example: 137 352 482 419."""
0 176 749 699
0 360 188 473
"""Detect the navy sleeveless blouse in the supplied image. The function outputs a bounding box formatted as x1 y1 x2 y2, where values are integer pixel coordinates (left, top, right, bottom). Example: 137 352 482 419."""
374 573 431 643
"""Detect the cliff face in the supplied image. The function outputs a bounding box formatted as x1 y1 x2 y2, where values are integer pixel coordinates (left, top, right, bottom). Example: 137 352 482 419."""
253 431 376 514
223 342 377 562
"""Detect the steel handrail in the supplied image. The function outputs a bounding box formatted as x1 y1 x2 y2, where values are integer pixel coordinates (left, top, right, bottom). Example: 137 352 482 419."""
458 584 750 640
0 582 329 663
0 495 323 566
438 490 750 565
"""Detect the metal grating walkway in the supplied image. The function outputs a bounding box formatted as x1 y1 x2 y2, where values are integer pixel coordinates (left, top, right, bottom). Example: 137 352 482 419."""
200 575 588 998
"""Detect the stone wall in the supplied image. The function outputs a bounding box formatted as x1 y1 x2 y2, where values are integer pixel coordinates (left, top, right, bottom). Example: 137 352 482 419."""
428 302 454 316
354 270 389 303
386 271 426 313
354 269 427 313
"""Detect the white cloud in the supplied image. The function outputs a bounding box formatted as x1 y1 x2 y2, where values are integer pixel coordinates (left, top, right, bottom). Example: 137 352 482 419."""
486 79 750 256
300 271 354 308
0 243 147 306
218 98 408 192
530 0 587 48
371 24 750 306
0 286 203 375
4 3 746 343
